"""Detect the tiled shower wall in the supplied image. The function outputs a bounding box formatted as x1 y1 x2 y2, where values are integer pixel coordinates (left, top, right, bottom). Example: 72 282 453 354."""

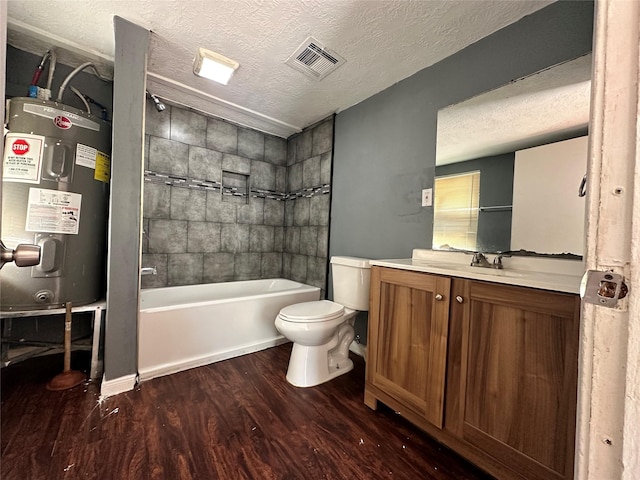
283 121 333 296
141 100 334 295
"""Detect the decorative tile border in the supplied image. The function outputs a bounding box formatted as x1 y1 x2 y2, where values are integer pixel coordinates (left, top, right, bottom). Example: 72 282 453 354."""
144 170 330 200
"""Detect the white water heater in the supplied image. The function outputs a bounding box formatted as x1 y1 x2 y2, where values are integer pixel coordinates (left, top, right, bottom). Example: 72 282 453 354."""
1 98 111 310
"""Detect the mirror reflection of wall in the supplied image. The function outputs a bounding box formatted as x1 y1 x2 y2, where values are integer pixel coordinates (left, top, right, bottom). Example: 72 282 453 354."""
432 53 591 257
511 136 588 255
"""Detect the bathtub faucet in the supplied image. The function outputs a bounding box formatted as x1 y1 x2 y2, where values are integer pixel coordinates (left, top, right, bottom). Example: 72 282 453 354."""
141 266 157 276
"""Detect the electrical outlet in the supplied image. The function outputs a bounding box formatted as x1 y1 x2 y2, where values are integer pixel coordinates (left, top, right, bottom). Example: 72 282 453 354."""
421 188 433 207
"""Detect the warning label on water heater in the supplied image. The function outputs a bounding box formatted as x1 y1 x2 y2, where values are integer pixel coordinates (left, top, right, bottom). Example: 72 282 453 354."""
75 143 111 183
25 188 82 235
2 133 45 183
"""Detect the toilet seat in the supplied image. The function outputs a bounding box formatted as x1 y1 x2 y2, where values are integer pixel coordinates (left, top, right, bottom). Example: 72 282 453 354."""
279 300 344 323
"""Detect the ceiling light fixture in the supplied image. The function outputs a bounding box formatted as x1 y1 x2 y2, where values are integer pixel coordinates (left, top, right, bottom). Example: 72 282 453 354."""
193 47 239 85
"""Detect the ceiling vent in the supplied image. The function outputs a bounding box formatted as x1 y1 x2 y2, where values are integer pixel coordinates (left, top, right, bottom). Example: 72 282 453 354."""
285 36 346 81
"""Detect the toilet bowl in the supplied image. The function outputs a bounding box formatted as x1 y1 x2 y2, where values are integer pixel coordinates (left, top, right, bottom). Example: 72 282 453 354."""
275 256 371 388
275 300 356 387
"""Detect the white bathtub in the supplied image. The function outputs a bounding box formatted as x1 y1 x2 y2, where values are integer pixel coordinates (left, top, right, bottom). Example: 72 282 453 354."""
138 278 320 381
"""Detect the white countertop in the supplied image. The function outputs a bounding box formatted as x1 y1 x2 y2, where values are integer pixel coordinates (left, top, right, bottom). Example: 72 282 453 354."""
369 250 584 294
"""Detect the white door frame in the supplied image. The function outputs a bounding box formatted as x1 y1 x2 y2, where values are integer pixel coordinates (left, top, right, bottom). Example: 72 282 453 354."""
576 0 640 478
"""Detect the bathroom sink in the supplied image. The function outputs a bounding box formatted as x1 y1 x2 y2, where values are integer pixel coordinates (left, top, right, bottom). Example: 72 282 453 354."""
412 260 525 278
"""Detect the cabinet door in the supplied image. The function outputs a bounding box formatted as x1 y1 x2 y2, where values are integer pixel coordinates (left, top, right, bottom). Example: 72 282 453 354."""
367 267 451 428
450 280 579 480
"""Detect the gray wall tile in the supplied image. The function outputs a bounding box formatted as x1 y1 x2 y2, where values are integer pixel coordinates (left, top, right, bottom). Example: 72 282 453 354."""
296 130 312 162
144 134 150 170
235 253 261 280
285 200 295 227
274 226 284 252
303 155 321 188
221 223 250 253
310 194 330 226
312 118 333 156
188 221 221 253
143 108 332 290
261 252 282 278
282 253 292 278
249 225 274 252
171 188 206 221
293 198 310 226
238 128 264 161
320 152 332 184
149 219 187 253
250 160 276 190
264 200 284 226
276 166 286 192
203 253 235 283
285 226 300 253
142 218 149 254
290 254 308 283
317 226 329 258
145 100 170 138
222 153 251 174
206 191 237 223
265 136 287 166
171 108 206 147
288 162 302 192
238 198 264 224
207 118 237 154
143 182 171 219
149 136 188 176
189 146 222 182
300 226 318 257
287 136 297 166
307 256 327 290
168 253 203 286
141 253 167 288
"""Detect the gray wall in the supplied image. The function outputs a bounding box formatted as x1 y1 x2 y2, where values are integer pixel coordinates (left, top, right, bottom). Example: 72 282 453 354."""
330 0 594 261
104 17 148 381
141 105 334 296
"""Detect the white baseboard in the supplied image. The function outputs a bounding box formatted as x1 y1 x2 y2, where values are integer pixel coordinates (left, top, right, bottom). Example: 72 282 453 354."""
100 373 137 398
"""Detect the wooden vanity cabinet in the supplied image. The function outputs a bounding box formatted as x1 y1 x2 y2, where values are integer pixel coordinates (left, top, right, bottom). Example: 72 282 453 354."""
366 267 581 480
365 266 451 428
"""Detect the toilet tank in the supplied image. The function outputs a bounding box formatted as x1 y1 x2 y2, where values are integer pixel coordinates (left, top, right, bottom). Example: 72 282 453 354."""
330 256 371 311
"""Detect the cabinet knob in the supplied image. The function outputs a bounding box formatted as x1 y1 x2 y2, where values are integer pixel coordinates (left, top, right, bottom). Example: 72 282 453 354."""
456 295 464 304
435 294 443 301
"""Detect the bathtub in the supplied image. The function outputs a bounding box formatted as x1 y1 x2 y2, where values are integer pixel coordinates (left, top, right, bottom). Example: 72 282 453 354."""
138 278 320 381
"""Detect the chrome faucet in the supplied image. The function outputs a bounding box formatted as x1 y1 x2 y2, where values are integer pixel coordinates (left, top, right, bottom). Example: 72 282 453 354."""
470 252 491 268
141 266 157 276
492 254 504 269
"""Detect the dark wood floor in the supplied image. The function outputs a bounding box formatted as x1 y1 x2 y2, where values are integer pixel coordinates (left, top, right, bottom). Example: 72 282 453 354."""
1 344 493 480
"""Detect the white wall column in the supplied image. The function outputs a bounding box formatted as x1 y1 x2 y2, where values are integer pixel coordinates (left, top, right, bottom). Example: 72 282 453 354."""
576 0 640 478
103 17 149 394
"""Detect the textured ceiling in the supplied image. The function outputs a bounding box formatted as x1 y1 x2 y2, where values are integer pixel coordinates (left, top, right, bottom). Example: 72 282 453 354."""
437 53 592 165
7 0 554 137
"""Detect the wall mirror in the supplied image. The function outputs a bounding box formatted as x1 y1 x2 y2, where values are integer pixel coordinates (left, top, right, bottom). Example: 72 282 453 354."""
432 53 592 257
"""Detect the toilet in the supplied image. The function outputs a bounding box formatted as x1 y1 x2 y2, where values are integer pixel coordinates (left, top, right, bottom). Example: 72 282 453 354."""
275 256 371 387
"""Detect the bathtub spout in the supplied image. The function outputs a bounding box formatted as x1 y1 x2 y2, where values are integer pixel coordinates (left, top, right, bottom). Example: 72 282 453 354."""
141 266 157 276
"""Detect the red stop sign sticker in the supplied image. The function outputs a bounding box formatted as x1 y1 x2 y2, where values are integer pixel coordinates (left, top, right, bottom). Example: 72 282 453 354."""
12 139 30 155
